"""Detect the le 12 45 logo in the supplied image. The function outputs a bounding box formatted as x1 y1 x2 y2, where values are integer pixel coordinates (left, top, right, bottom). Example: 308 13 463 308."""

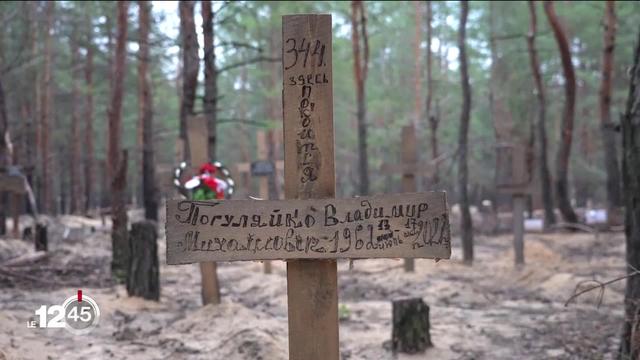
27 290 100 335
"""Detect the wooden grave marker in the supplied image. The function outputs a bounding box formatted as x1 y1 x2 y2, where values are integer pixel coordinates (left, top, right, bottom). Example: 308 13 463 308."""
0 168 28 237
165 15 451 359
235 130 284 273
496 143 531 265
187 115 221 305
380 123 433 272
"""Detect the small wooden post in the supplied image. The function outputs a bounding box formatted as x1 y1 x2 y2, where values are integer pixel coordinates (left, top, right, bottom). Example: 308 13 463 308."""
12 193 20 238
34 224 47 252
513 196 525 265
187 115 221 305
257 131 273 274
496 144 529 266
402 125 417 272
283 14 339 360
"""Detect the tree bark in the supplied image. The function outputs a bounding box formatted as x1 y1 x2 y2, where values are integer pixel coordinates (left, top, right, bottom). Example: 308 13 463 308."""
127 220 159 300
619 26 640 360
426 1 439 187
109 2 130 283
179 1 200 161
202 0 217 160
84 18 95 214
599 0 623 220
40 1 55 214
70 22 83 214
544 1 578 224
458 0 473 264
527 0 556 228
351 1 370 196
0 75 8 236
413 1 422 128
138 0 158 221
391 298 432 353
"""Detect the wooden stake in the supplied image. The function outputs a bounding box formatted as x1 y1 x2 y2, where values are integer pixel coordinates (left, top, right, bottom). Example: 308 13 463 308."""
283 14 339 360
12 193 20 238
402 125 417 272
513 195 525 265
257 131 272 274
187 115 220 305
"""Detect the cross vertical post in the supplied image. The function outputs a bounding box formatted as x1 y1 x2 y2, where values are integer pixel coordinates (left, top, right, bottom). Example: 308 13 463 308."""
187 115 221 305
282 14 339 360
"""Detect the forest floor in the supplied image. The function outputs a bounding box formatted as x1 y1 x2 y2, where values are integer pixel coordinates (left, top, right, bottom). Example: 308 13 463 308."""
0 209 627 360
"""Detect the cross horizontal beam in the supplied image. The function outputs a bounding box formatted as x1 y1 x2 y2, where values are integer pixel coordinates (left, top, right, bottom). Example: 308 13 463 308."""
165 191 451 264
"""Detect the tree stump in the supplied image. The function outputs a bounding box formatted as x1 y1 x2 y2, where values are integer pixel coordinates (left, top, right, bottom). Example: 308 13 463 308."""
126 221 159 300
391 298 432 354
34 224 48 252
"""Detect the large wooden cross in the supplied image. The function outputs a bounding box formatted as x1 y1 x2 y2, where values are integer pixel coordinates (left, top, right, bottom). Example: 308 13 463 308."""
165 15 451 359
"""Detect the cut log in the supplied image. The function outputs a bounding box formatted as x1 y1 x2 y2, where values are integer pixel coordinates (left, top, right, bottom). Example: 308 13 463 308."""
34 224 47 252
126 220 159 300
2 251 48 267
391 298 432 354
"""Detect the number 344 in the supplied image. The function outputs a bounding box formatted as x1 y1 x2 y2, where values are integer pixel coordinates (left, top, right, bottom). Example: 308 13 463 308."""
34 305 91 328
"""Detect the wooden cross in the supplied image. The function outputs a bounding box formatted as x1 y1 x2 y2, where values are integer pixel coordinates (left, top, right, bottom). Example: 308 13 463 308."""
0 169 28 237
496 143 532 265
165 15 451 359
234 130 284 273
380 124 435 272
234 130 284 201
186 115 221 305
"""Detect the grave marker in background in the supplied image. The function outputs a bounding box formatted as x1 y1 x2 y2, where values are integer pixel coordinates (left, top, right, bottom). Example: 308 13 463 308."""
187 115 220 305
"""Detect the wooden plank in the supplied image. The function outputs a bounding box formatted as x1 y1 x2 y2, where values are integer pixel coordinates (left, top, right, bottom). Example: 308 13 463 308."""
282 14 337 360
165 192 452 263
0 174 26 194
187 115 220 305
401 124 417 272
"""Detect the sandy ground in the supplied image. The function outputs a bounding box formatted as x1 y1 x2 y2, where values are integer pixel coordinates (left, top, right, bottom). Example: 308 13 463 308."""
0 210 627 360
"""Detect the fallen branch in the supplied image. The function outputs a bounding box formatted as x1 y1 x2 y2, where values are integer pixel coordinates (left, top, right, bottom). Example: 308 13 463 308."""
2 251 48 267
565 267 640 308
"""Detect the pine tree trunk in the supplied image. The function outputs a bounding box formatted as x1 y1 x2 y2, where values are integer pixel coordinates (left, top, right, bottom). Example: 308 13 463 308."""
179 1 200 161
599 0 623 222
267 22 281 201
138 0 158 221
40 1 55 214
70 23 82 214
351 1 370 196
527 0 556 228
84 20 95 214
426 1 439 187
202 0 217 160
0 75 8 236
413 1 422 128
25 2 37 203
109 1 130 283
619 27 640 360
458 0 473 264
544 1 578 224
